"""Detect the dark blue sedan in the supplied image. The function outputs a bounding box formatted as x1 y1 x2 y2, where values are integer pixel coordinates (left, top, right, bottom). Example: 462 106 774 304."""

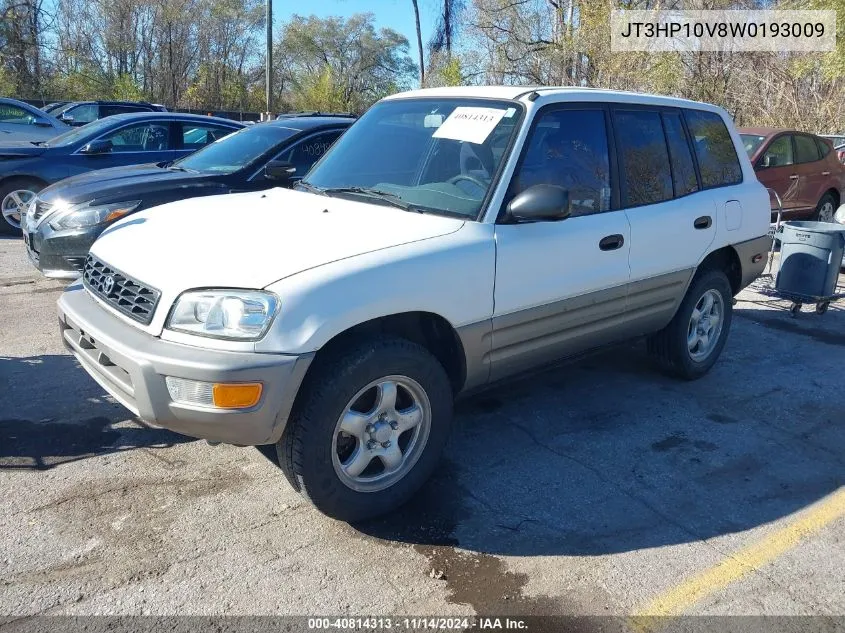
0 112 243 233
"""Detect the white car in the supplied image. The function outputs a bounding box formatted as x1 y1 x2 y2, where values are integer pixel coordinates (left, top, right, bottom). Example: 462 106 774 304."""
58 87 772 520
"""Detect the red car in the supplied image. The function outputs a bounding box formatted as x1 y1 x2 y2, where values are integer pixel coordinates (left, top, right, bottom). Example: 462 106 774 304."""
739 127 845 223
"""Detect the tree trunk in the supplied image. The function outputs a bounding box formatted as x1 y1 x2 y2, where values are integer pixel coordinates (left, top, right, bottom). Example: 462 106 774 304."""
412 0 424 86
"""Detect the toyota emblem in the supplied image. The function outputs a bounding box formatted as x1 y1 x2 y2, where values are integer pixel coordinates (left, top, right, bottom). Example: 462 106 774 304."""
101 275 115 295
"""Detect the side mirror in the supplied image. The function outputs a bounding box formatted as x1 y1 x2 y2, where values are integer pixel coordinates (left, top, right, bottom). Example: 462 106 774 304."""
59 113 75 123
32 118 52 127
760 155 772 168
79 139 113 155
506 184 571 222
264 160 296 182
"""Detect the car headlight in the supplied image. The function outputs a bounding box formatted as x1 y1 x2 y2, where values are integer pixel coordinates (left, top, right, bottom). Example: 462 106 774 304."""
48 200 141 231
166 290 280 340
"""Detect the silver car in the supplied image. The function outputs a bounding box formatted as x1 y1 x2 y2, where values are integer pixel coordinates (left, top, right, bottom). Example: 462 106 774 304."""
0 97 70 142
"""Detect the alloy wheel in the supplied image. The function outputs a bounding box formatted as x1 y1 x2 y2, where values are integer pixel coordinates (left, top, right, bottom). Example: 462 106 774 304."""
1 189 36 230
687 289 725 362
331 375 432 493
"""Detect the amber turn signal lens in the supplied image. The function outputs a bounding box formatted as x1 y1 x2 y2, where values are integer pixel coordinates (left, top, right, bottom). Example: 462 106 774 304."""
212 383 263 409
104 209 131 223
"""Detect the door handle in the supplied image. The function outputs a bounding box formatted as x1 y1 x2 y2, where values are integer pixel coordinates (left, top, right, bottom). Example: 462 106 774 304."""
822 171 831 176
599 234 624 251
789 174 799 180
694 215 712 229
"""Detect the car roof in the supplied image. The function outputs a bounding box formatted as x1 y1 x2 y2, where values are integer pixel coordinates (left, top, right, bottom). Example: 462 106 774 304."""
65 100 157 107
738 127 821 138
97 112 245 126
0 97 41 110
262 117 355 132
385 86 730 112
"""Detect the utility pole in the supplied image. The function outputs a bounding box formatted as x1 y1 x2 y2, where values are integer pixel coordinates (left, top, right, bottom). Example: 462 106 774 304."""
265 0 273 118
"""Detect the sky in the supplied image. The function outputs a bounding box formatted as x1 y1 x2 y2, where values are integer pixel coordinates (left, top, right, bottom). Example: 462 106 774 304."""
276 0 439 54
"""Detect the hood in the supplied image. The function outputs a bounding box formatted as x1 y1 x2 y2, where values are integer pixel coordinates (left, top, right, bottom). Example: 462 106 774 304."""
39 163 217 205
0 126 65 143
90 188 465 333
0 140 49 158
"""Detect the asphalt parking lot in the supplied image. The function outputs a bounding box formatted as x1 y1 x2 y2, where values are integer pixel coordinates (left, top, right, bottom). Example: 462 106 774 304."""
1 233 844 626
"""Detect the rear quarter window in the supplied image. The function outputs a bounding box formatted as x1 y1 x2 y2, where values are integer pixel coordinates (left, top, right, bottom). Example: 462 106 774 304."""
683 109 742 188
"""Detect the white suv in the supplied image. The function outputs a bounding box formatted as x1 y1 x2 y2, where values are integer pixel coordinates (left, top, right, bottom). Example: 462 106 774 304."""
58 87 772 520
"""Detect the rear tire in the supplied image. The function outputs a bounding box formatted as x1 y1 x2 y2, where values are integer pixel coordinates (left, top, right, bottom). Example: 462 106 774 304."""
647 269 733 380
0 178 42 235
277 337 453 522
815 193 836 223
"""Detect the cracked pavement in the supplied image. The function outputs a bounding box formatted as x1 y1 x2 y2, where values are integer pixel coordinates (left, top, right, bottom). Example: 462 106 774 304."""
1 235 844 621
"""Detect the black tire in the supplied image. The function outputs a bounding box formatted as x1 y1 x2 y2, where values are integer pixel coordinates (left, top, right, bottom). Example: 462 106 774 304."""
277 337 453 522
647 269 733 380
814 192 837 223
0 177 42 235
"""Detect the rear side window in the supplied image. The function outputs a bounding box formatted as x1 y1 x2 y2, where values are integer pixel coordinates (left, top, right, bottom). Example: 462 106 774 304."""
683 109 742 188
794 135 820 163
662 111 698 197
816 138 832 158
613 110 672 207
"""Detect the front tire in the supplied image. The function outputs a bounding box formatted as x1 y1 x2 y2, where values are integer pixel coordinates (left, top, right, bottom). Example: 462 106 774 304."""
277 337 453 522
0 178 42 235
815 193 836 223
647 269 733 380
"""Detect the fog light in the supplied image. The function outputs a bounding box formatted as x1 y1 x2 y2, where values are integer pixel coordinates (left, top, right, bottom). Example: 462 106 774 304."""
165 377 262 409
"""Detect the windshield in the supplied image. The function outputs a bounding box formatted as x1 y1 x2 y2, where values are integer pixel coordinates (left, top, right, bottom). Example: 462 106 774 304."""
44 118 116 147
740 134 766 157
174 125 296 173
302 98 523 218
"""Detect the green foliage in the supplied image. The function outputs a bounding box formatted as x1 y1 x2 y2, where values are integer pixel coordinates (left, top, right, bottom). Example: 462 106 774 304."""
440 58 463 86
293 66 348 112
111 74 144 101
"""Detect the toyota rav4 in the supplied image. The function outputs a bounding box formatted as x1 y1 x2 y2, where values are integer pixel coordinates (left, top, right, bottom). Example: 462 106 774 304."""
58 87 772 521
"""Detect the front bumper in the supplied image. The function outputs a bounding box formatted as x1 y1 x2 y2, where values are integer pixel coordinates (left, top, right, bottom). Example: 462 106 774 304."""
24 223 95 279
58 284 313 445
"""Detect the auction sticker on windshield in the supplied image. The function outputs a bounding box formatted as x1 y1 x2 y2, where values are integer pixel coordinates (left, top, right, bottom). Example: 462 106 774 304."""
432 107 507 144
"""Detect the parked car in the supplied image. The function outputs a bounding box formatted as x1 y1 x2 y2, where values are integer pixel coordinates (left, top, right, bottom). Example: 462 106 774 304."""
25 115 353 278
0 97 70 143
739 127 845 223
53 101 168 127
0 112 243 233
58 87 771 521
41 101 72 114
819 133 845 147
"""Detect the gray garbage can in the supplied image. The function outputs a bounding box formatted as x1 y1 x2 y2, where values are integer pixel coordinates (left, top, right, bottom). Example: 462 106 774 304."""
776 221 845 299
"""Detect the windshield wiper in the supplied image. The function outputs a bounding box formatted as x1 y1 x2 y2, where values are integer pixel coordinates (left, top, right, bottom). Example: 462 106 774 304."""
295 180 327 196
322 186 419 212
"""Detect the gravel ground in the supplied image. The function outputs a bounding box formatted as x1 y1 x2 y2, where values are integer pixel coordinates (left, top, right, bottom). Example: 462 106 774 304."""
1 234 843 627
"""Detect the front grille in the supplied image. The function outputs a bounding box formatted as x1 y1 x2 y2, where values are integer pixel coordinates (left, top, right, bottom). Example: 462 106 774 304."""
30 198 53 223
83 255 160 325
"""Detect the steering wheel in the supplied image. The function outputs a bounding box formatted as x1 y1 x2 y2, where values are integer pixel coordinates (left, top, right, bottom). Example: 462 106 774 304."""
447 174 488 190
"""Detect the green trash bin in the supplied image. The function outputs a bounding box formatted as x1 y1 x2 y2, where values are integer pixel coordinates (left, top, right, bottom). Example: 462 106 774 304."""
776 221 845 299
